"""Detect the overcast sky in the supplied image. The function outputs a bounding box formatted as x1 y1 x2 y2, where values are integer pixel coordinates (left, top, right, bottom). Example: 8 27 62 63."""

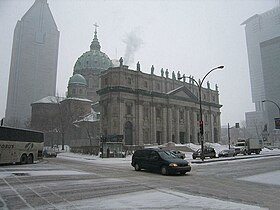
0 0 277 126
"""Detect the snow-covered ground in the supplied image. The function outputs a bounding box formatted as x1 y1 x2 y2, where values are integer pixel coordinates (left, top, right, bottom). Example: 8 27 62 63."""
54 188 268 210
23 144 278 209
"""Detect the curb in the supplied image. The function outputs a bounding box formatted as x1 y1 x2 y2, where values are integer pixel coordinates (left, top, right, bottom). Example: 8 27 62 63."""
190 153 280 164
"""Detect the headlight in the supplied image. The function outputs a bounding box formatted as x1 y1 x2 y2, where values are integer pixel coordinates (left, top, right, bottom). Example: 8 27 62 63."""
169 163 178 167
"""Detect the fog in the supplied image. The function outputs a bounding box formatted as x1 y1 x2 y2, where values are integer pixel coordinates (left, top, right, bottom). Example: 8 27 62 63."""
0 0 277 126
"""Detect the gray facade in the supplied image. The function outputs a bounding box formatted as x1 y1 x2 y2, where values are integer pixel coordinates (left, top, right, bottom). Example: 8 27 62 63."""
242 6 280 141
98 65 222 146
5 0 59 127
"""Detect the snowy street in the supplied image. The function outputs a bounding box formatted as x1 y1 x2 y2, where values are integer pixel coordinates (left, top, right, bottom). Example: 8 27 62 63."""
0 149 280 209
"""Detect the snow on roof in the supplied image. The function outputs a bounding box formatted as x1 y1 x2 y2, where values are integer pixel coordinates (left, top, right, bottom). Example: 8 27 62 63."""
32 96 65 104
65 97 92 103
73 109 100 124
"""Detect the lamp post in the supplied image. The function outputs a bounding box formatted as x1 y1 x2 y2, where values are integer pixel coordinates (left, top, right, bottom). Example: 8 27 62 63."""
262 100 280 117
179 65 224 161
228 123 231 149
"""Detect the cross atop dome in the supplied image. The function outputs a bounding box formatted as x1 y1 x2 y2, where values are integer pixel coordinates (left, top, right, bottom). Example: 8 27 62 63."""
93 23 99 33
90 22 101 51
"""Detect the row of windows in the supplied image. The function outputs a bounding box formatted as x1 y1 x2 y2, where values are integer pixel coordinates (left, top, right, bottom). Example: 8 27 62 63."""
71 88 85 95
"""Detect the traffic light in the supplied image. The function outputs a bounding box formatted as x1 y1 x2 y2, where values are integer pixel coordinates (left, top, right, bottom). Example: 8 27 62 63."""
199 121 204 135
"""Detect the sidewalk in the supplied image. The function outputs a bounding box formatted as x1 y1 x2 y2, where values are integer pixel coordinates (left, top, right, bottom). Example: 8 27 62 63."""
191 152 280 164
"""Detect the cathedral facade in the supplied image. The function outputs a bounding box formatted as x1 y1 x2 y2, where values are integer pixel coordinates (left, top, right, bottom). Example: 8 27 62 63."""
98 63 222 146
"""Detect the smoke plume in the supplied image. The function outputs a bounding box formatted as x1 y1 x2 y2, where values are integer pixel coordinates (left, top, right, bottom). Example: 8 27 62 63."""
123 29 143 66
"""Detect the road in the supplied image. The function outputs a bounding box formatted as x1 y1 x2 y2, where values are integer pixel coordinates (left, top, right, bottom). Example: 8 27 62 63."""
0 154 280 209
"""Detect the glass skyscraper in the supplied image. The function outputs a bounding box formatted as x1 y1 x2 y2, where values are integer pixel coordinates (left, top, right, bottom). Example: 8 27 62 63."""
242 6 280 142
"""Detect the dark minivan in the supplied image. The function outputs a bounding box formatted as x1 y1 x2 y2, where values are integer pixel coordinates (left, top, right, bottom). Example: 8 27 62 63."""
131 148 191 175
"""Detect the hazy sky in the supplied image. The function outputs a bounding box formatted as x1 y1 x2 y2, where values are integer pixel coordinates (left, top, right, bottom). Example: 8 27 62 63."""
0 0 277 126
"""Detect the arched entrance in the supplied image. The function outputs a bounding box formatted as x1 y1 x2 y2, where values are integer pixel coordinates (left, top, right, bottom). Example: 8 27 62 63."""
124 121 133 145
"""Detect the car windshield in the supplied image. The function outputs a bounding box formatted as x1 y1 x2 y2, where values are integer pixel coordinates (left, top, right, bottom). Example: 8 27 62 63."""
158 151 177 159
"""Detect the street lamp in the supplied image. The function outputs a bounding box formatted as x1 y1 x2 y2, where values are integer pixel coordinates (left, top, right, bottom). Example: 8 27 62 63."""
262 100 280 117
179 65 224 161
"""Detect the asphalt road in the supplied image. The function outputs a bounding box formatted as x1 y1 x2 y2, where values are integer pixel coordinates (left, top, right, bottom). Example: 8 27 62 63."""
0 155 280 209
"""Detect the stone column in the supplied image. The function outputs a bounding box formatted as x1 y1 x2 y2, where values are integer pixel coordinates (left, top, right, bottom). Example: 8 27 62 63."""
186 109 190 143
162 106 167 144
175 107 180 144
151 105 156 144
217 112 221 143
118 100 125 136
138 103 143 145
167 106 173 142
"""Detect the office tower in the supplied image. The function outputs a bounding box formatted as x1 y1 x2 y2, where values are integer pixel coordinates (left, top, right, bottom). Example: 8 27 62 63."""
242 6 280 141
5 0 59 127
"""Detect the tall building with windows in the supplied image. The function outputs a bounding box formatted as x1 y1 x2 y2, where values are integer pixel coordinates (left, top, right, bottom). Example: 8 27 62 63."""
5 0 59 127
242 6 280 142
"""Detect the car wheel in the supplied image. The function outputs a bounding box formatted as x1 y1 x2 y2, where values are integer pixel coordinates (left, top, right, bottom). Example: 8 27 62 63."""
27 154 34 164
20 154 28 164
161 166 168 175
180 171 186 175
134 163 141 171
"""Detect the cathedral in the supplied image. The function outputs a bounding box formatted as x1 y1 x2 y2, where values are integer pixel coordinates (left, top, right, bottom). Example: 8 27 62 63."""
31 26 222 152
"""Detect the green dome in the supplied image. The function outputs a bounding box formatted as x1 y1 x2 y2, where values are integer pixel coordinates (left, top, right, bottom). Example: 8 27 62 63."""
73 30 113 74
68 74 87 86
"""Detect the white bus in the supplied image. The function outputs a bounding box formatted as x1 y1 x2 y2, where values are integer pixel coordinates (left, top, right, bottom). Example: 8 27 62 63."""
0 126 44 164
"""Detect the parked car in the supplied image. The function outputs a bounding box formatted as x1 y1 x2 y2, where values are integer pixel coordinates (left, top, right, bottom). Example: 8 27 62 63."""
170 150 185 159
192 147 216 159
43 149 57 158
131 148 191 175
218 149 236 157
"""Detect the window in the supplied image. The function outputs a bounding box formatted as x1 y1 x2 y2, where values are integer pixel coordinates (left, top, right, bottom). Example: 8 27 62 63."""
126 104 132 115
172 109 176 121
144 81 148 88
213 115 217 124
89 78 94 88
128 77 132 85
157 83 160 90
72 89 76 95
144 107 149 119
156 108 161 119
179 109 184 121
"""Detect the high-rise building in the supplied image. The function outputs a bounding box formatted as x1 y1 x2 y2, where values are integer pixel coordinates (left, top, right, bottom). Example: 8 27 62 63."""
242 6 280 142
5 0 59 127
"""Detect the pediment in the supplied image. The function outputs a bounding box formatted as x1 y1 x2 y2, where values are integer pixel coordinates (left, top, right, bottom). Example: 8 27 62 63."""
167 86 198 101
